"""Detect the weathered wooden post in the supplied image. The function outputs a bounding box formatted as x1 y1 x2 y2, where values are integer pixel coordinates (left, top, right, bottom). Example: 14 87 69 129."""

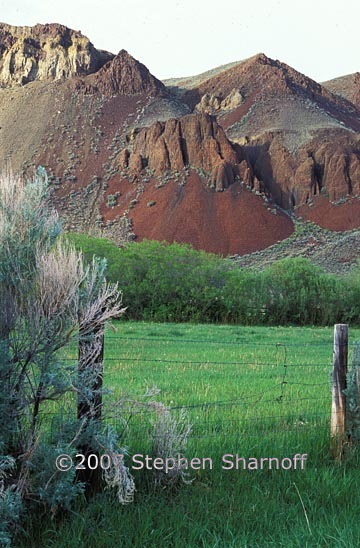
77 321 104 421
331 323 348 461
77 310 106 493
75 259 124 493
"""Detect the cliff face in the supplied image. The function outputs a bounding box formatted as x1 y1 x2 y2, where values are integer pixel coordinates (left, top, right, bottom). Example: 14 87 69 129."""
0 22 113 86
248 132 360 208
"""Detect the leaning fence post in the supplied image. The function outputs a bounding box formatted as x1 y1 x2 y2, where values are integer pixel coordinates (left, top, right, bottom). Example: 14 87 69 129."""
331 323 348 461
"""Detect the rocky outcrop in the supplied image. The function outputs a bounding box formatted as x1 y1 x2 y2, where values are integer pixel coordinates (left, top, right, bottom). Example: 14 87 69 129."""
195 88 243 114
116 113 254 191
75 49 166 96
311 143 360 201
248 132 360 207
0 23 113 86
221 88 244 110
195 93 221 113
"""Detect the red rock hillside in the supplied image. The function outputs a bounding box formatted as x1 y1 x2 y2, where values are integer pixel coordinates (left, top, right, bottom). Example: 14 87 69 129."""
167 54 360 226
0 23 359 255
99 112 294 255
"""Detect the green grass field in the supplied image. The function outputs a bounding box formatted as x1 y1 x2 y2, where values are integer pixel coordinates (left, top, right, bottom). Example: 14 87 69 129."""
23 322 360 547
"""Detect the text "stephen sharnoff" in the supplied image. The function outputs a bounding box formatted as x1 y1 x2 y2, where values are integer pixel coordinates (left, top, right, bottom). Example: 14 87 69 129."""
131 454 308 472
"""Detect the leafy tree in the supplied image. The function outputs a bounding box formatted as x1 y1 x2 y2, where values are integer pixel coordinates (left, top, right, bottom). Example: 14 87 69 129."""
262 258 352 326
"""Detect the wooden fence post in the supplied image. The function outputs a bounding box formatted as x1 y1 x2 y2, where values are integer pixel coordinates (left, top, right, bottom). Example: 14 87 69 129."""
331 323 348 461
77 320 105 494
77 324 104 421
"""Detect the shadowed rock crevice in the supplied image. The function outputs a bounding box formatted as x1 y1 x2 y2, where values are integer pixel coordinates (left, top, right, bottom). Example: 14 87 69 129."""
240 132 360 208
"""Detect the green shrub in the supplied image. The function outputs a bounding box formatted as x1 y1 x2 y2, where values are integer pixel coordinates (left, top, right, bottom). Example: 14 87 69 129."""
261 258 351 325
107 194 117 207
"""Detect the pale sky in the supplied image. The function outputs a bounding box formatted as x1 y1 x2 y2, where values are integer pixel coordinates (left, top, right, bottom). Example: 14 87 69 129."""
0 0 359 83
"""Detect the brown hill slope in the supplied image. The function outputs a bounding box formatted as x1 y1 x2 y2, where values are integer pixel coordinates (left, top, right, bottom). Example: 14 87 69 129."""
72 49 166 96
102 112 294 254
0 24 294 253
169 54 360 132
233 219 360 275
119 173 293 256
0 25 190 243
53 108 294 254
322 72 360 108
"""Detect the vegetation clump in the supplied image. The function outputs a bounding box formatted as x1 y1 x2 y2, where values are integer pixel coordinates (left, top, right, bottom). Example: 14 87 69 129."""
107 193 117 207
66 234 360 326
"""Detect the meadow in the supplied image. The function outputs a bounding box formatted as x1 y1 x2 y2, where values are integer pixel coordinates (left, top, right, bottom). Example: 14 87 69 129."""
22 321 360 547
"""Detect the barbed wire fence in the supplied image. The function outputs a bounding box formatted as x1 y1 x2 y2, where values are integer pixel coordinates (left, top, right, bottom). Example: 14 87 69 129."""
52 323 357 460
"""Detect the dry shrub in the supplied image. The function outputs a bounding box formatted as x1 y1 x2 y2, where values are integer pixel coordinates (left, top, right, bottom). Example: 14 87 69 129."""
151 405 193 488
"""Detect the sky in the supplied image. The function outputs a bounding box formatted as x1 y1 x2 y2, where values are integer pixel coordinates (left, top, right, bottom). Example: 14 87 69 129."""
0 0 359 83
